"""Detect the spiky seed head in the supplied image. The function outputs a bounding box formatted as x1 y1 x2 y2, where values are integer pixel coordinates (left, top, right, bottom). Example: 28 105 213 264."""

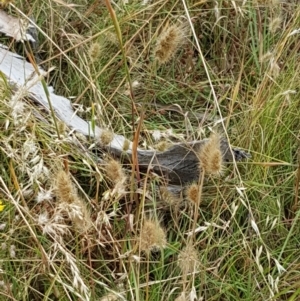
154 23 186 65
100 130 114 146
260 51 273 63
139 219 167 252
269 17 282 33
198 133 223 175
178 242 199 275
105 31 119 46
71 199 92 233
57 121 66 135
160 186 181 207
270 57 280 78
88 42 102 62
105 159 126 185
185 183 199 205
54 170 77 203
155 141 171 152
55 197 92 233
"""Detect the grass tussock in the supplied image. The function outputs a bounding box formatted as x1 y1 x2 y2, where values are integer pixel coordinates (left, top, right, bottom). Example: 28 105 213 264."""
0 0 300 300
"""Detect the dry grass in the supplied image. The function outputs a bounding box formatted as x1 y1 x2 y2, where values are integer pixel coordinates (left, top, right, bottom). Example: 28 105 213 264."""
0 0 300 300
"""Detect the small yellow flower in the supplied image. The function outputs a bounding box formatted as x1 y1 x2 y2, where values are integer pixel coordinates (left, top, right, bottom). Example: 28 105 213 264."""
0 200 5 212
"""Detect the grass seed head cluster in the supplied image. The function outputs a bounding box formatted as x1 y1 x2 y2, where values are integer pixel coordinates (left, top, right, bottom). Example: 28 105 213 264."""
198 133 223 175
139 218 167 253
154 23 187 65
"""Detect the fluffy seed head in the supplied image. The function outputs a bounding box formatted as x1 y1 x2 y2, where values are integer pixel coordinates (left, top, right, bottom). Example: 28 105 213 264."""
105 159 127 185
57 199 92 233
56 121 66 136
155 141 171 152
198 133 223 175
160 186 181 207
54 170 78 203
270 57 280 78
36 189 52 203
178 242 199 275
122 139 130 151
104 159 127 197
269 17 282 33
154 23 186 64
139 219 167 252
88 42 102 62
99 130 114 146
9 244 16 258
105 31 119 46
72 200 92 232
185 183 199 205
260 51 273 63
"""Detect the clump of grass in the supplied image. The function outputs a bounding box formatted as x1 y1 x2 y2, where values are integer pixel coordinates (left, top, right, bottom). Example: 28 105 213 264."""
1 0 300 300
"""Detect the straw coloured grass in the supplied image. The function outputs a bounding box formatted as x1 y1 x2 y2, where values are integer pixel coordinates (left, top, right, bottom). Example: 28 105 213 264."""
0 0 299 300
